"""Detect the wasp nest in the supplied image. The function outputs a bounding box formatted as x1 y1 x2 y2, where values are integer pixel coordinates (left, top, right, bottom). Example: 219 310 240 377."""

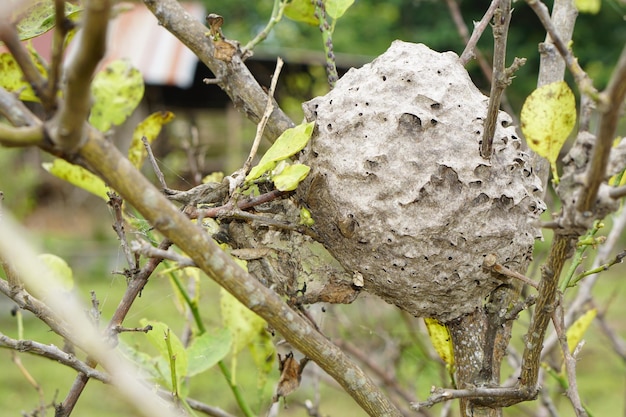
297 41 545 321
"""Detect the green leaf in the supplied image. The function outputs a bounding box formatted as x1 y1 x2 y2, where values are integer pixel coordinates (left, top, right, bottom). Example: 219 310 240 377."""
43 159 109 201
128 111 175 169
575 0 601 14
284 0 318 25
186 329 232 377
0 52 47 102
246 121 314 182
140 320 189 384
220 288 267 383
89 59 145 132
272 163 310 191
38 253 74 291
248 326 275 390
15 0 82 41
325 0 355 19
299 207 315 226
521 81 576 182
118 341 163 382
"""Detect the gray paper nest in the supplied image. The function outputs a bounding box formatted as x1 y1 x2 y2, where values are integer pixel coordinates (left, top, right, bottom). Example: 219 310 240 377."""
297 41 545 321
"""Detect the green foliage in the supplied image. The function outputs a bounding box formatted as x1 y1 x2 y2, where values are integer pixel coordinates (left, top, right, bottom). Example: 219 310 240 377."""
38 253 74 291
89 59 145 133
186 329 232 377
140 319 189 391
220 287 274 384
271 162 310 191
575 0 601 14
13 0 82 41
246 121 314 185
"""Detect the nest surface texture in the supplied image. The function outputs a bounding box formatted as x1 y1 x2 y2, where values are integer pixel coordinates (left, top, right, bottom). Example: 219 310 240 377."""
297 41 545 321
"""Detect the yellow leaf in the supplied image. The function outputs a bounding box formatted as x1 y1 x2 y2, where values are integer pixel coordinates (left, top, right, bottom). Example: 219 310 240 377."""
521 81 576 183
575 0 601 14
128 111 174 168
43 159 109 200
89 59 145 132
566 308 597 353
0 52 47 102
424 318 454 368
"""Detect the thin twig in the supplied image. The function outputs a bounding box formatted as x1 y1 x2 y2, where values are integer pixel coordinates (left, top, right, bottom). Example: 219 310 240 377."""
483 254 539 289
243 0 288 54
0 332 110 383
458 0 499 67
525 0 598 99
313 0 338 88
551 299 588 417
243 57 284 176
0 120 44 147
51 0 112 152
446 0 495 91
131 241 196 268
0 87 39 127
142 136 168 189
187 189 289 219
0 21 51 111
577 45 626 213
334 340 419 406
108 193 138 272
46 0 72 111
481 0 512 159
595 309 626 361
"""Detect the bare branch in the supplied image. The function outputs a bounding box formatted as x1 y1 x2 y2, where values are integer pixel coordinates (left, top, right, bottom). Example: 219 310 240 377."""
243 57 284 176
78 129 403 417
0 214 184 417
0 333 110 383
519 235 572 390
50 0 112 153
525 0 597 98
481 0 513 159
0 123 44 147
578 45 626 213
0 22 51 111
0 87 40 128
143 0 295 144
458 0 499 67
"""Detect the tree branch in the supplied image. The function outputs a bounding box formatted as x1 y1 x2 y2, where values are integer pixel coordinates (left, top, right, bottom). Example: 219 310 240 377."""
0 21 51 111
458 0 499 68
0 214 184 417
77 129 403 417
50 0 111 153
0 123 44 147
577 45 626 213
0 333 110 383
481 0 512 159
525 0 596 98
528 0 579 191
0 87 39 127
143 0 295 144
